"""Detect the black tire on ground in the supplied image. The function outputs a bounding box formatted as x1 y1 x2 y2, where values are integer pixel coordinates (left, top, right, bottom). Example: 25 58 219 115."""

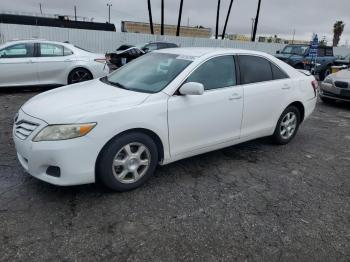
320 96 336 104
272 106 301 145
96 132 158 192
68 68 93 84
319 66 331 81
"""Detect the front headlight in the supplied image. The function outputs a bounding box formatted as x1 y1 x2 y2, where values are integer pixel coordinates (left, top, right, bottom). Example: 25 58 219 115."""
323 77 333 84
33 123 96 142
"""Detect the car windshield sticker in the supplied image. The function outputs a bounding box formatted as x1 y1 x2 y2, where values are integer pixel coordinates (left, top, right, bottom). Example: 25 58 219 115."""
177 55 197 61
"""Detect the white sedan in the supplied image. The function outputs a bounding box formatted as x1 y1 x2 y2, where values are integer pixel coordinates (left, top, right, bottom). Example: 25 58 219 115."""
13 48 317 191
0 40 109 87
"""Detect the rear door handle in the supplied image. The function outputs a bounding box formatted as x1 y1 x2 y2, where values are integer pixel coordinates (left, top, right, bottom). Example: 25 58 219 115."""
229 93 242 100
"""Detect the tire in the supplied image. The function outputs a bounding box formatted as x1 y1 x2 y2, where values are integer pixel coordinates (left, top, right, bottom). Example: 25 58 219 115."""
320 96 336 104
294 64 304 69
319 66 331 81
96 132 158 192
68 68 93 85
272 106 301 145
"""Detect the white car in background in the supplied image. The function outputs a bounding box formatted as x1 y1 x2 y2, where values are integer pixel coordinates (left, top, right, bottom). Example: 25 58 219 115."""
13 48 317 191
0 39 109 87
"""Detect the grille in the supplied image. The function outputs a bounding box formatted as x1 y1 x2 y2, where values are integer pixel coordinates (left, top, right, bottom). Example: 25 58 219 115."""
15 120 39 140
334 81 349 89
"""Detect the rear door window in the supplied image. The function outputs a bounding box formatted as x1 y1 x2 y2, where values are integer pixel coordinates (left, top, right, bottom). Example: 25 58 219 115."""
317 47 326 57
40 43 64 57
238 55 273 84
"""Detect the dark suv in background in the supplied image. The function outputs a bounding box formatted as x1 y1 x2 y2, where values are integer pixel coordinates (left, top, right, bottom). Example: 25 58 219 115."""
275 44 336 80
106 41 179 69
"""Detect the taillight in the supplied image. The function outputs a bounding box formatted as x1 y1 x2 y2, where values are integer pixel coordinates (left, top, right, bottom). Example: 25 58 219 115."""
311 80 318 97
94 58 106 63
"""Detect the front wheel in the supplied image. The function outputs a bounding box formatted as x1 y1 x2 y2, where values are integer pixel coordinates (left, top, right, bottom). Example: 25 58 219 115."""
272 106 301 145
96 132 158 192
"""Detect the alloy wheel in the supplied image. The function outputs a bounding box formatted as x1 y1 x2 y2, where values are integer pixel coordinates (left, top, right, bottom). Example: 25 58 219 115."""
280 112 297 139
112 142 151 184
70 70 92 84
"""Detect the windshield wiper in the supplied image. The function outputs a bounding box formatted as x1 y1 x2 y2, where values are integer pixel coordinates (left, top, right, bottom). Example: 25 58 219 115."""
101 77 128 90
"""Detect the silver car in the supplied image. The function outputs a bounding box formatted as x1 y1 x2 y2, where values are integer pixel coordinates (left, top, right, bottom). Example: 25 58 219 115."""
0 39 109 88
320 69 350 103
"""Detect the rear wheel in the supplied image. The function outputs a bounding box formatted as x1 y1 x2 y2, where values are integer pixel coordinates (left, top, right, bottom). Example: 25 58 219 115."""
96 132 158 192
68 68 93 84
272 106 301 145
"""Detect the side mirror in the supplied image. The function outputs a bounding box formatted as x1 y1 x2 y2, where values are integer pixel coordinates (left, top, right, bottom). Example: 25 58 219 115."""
179 82 204 96
142 47 149 53
276 50 280 54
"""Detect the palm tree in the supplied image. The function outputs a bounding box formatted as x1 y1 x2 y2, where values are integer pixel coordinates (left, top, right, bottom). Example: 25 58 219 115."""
333 21 345 47
251 0 262 42
176 0 184 36
222 0 234 39
147 0 154 34
215 0 221 39
161 0 164 35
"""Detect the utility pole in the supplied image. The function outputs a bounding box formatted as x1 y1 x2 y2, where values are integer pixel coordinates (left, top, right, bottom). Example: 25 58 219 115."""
215 0 221 39
161 0 164 35
222 0 234 39
107 3 112 24
292 29 296 44
39 3 43 15
176 0 184 36
74 5 77 21
251 0 262 42
147 0 154 34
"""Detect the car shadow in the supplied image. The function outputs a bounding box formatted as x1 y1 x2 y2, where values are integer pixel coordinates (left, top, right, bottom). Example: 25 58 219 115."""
319 99 350 111
24 136 272 196
0 85 61 94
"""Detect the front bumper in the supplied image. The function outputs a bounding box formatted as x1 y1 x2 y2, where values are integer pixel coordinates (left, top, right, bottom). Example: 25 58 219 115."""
13 110 98 186
319 82 350 102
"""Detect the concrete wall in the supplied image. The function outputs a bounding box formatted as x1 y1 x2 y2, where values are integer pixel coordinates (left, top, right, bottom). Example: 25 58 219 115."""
1 23 349 57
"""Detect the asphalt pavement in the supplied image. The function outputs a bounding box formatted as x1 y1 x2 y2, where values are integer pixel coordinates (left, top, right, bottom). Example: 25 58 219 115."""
0 88 349 261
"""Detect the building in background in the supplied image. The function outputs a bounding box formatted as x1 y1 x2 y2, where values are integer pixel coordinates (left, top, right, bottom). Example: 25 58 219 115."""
0 12 116 31
121 21 211 38
227 34 251 42
258 35 310 45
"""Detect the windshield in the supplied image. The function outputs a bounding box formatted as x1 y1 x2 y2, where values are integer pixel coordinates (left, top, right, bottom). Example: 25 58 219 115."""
74 45 92 52
104 53 192 93
282 45 309 56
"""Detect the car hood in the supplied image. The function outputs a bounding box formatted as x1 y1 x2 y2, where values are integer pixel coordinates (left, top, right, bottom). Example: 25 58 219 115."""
330 69 350 81
22 79 151 123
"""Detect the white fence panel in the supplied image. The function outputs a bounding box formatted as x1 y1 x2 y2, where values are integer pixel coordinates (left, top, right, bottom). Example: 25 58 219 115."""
1 23 349 56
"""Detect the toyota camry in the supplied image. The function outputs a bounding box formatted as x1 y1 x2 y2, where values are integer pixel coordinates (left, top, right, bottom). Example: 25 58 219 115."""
13 48 317 191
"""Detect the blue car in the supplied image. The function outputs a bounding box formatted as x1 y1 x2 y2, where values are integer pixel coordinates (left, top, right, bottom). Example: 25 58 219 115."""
275 44 336 80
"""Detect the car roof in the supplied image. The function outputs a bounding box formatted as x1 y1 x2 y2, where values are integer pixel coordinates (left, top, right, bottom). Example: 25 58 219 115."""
3 39 74 46
155 47 270 58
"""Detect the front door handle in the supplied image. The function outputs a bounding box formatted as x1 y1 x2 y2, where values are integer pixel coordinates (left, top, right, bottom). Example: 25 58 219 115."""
282 84 291 90
229 93 242 100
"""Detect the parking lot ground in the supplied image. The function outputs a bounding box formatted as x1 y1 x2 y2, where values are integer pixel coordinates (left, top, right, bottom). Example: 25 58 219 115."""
0 88 350 261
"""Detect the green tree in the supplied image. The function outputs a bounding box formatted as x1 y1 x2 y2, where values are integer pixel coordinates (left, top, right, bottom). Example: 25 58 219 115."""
333 21 345 47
